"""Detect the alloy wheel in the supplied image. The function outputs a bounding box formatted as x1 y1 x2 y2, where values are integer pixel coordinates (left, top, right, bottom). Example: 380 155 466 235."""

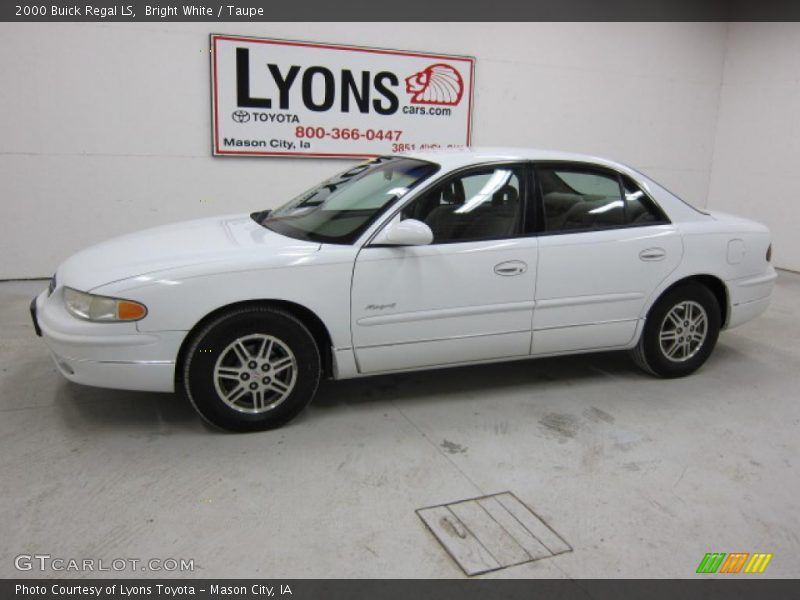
213 334 298 413
658 300 708 363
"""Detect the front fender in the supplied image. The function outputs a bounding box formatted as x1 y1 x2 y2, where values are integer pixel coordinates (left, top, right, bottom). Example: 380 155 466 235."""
92 259 355 349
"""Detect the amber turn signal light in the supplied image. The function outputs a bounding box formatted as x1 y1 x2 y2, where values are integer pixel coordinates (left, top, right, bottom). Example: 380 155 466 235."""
117 301 148 321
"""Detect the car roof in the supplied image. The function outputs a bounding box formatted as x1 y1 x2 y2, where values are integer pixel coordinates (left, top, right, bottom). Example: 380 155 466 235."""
401 146 632 172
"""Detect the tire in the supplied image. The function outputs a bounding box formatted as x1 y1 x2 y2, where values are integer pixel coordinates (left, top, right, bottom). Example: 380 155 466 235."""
182 306 321 432
631 283 721 378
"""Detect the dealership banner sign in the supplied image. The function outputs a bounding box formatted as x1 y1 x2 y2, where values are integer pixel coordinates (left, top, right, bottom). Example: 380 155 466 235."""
211 35 475 158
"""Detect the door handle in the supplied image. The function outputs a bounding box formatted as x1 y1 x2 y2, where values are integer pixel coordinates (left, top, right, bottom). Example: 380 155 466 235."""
494 260 527 276
639 248 666 261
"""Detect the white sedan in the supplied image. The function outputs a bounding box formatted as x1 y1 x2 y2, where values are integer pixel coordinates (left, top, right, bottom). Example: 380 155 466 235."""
31 149 777 431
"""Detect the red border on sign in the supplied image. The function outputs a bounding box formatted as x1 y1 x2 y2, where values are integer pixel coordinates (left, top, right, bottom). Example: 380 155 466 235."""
211 34 475 158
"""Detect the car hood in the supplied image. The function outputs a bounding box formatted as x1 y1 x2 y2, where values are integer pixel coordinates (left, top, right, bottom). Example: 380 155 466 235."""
57 213 321 291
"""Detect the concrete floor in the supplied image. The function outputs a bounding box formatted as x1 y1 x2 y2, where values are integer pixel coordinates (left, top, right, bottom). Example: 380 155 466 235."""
1 274 798 579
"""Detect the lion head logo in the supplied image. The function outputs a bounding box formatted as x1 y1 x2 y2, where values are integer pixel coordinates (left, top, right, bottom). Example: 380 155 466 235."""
405 63 464 106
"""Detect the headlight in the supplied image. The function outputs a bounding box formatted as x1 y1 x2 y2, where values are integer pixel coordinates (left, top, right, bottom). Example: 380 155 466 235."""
63 287 148 322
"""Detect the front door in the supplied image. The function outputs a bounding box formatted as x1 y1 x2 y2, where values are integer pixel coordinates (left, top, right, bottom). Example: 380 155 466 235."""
351 163 538 374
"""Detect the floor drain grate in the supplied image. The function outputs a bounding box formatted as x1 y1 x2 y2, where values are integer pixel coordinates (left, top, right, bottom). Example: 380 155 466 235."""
416 491 572 576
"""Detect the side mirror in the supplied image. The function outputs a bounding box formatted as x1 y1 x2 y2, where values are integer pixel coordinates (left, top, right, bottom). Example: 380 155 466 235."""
372 218 433 246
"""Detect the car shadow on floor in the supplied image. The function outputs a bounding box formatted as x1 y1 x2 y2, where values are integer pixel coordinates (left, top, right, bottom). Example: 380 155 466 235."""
311 350 646 411
41 351 635 433
52 381 202 433
46 344 746 432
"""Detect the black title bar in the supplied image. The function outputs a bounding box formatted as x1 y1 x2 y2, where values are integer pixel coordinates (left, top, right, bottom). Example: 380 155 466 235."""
3 0 800 22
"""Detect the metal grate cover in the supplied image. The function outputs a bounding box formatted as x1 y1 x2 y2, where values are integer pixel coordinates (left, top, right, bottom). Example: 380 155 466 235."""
417 491 572 576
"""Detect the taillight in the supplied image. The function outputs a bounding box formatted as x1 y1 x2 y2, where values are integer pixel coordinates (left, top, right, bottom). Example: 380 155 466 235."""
766 244 772 262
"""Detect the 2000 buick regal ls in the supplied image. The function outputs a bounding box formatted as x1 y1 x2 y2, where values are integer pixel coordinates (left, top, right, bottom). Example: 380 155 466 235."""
31 149 777 431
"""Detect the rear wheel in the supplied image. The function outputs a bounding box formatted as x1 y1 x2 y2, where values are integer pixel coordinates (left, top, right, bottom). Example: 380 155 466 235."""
631 283 721 378
182 307 321 432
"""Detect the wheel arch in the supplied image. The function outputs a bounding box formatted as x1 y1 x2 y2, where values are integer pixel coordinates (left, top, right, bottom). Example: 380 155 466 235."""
175 299 334 387
648 274 729 328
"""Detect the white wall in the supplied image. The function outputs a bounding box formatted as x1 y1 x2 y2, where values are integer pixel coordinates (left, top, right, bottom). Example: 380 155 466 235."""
0 22 728 278
707 23 800 272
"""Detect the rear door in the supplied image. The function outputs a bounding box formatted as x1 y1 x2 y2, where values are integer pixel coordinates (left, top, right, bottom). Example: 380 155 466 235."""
532 163 682 355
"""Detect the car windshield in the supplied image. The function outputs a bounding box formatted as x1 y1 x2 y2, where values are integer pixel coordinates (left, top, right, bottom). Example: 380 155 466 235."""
254 156 439 244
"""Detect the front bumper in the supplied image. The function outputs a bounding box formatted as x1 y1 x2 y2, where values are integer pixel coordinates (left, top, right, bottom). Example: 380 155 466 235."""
33 289 184 393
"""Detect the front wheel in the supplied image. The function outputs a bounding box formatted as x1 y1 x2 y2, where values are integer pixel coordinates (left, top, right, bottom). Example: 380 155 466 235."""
182 307 321 432
631 283 721 378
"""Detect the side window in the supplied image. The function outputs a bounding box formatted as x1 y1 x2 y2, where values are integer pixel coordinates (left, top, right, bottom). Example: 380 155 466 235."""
621 175 668 225
539 166 624 232
402 165 524 243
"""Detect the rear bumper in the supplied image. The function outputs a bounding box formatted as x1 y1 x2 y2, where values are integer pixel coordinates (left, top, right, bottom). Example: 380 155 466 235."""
33 289 183 393
726 266 777 329
728 296 772 329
